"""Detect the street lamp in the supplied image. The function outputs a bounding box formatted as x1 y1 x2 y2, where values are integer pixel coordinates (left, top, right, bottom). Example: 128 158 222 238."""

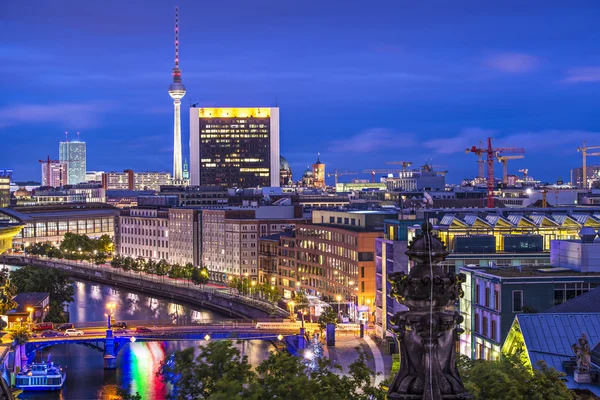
106 303 115 330
277 334 284 341
251 280 256 296
26 307 34 327
289 301 295 319
204 334 211 341
336 295 341 316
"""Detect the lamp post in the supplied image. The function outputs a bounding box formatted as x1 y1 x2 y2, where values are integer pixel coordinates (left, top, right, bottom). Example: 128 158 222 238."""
26 307 34 328
106 302 115 330
336 295 341 317
251 280 256 297
289 301 295 320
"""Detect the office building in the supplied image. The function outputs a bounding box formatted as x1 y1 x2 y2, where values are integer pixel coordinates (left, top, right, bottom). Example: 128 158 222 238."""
59 135 86 184
0 170 10 207
573 165 600 189
85 171 104 182
118 207 170 260
159 185 229 206
189 107 280 188
41 161 68 188
168 208 200 266
0 204 118 248
101 171 171 191
201 206 303 281
385 164 445 191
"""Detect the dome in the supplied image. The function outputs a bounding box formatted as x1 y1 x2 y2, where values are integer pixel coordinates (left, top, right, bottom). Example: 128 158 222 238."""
280 155 291 171
302 167 313 178
14 187 31 197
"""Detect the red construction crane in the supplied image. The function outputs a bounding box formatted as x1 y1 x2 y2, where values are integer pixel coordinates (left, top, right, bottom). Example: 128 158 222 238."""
467 138 525 208
362 169 403 183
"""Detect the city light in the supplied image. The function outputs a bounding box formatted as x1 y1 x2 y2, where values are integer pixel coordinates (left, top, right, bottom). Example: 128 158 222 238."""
204 334 211 341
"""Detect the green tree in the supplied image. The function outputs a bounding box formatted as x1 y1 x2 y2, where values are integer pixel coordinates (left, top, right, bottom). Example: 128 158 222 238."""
458 355 574 400
10 266 75 323
191 266 209 286
116 389 142 400
259 283 281 303
0 269 18 316
93 251 107 265
317 306 338 331
160 340 258 400
96 234 113 253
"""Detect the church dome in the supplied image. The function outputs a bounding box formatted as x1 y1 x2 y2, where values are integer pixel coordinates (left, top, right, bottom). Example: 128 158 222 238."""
303 167 313 178
280 155 291 171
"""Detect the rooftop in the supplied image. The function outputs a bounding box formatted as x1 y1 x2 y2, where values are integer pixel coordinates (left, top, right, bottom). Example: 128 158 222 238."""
543 287 600 313
461 265 600 278
12 292 49 312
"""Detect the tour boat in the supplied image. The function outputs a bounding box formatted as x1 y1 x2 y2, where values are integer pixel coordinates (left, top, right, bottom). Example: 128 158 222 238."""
15 362 66 391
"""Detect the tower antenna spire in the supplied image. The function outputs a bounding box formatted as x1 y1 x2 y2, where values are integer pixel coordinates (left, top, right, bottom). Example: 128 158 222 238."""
76 131 80 141
168 6 186 183
65 131 68 143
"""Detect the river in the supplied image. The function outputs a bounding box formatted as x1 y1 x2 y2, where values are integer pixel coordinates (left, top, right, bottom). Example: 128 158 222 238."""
15 278 276 400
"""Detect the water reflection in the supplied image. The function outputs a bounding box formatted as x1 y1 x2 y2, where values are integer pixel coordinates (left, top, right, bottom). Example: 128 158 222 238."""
16 279 275 400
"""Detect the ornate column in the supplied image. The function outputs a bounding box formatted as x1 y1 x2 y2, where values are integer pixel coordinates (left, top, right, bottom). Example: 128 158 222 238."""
387 222 472 400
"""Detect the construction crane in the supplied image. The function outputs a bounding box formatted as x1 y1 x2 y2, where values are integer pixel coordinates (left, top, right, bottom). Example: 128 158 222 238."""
327 169 358 186
465 140 485 180
466 138 525 208
362 169 403 183
385 161 413 171
577 141 600 189
497 155 524 185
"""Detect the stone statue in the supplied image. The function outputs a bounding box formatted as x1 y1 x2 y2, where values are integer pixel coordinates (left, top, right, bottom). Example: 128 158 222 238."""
572 333 592 373
387 222 472 400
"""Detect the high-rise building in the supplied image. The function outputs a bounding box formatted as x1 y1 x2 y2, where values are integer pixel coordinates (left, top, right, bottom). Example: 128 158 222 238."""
168 8 185 183
189 107 280 188
41 161 68 188
59 132 86 185
0 170 11 207
312 154 325 188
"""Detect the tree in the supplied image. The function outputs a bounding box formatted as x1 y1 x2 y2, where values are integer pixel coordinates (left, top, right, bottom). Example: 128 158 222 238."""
96 234 114 253
259 283 281 303
191 266 209 286
116 389 142 400
10 266 75 323
159 340 258 400
110 255 123 269
0 269 18 316
458 354 574 400
294 291 310 312
317 306 338 331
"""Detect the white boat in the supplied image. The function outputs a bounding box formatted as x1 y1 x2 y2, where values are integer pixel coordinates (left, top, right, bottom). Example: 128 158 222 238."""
15 362 66 391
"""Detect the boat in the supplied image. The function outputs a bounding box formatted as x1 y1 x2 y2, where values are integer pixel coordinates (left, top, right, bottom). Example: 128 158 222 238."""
15 362 66 391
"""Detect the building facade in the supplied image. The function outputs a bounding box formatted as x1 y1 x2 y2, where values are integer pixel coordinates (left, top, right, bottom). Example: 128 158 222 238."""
59 140 86 184
102 171 171 191
0 204 118 248
118 208 170 261
41 162 68 188
168 208 200 266
159 185 229 206
189 107 280 188
201 206 302 281
0 171 10 208
312 155 325 188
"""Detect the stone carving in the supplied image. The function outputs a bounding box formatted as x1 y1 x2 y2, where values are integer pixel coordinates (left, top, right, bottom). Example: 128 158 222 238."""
387 222 473 400
572 333 592 373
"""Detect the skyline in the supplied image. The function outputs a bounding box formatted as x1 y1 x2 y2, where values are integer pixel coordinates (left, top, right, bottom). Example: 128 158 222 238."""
1 0 599 183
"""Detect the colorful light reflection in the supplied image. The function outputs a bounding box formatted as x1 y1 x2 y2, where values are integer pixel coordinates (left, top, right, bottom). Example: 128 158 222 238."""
120 342 167 400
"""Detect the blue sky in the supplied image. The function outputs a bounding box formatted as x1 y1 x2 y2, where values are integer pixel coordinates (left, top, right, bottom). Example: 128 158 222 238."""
1 0 599 184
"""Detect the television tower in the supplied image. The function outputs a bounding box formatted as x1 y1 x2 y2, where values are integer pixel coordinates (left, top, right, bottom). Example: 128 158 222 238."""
168 7 185 182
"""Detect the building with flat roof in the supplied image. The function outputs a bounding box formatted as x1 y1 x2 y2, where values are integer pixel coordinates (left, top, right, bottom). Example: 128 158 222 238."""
0 204 118 248
41 161 68 188
0 171 10 208
102 171 171 191
189 107 280 188
59 138 86 185
159 185 229 206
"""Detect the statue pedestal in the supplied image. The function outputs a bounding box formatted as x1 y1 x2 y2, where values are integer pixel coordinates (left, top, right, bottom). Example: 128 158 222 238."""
574 370 591 384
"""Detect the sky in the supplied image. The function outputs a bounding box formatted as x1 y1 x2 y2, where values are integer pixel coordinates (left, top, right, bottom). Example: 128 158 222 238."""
0 0 599 184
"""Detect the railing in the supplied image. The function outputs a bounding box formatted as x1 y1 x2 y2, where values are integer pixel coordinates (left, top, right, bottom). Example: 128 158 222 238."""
2 255 288 317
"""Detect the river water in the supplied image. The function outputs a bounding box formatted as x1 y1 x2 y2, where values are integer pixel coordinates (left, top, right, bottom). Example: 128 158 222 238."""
15 278 275 400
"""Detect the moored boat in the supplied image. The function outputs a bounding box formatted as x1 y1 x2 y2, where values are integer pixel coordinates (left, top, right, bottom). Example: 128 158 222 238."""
15 362 66 391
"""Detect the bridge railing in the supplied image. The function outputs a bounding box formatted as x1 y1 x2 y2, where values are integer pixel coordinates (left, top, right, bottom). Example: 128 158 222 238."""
2 255 288 316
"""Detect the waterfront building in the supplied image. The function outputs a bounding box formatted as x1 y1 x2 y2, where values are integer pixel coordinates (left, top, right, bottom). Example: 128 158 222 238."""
201 206 303 282
0 170 10 207
118 207 170 261
168 208 200 266
294 210 396 321
280 156 293 186
312 154 325 189
189 107 280 188
59 136 86 184
101 171 171 191
0 204 118 248
9 292 50 326
41 161 68 188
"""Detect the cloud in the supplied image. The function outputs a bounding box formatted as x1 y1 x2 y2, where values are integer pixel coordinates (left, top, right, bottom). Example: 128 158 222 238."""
563 67 600 83
329 128 415 153
424 128 497 154
483 52 539 74
0 102 112 129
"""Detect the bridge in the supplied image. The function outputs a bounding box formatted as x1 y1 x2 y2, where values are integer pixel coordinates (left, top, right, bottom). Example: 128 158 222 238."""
2 255 289 319
23 321 323 369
